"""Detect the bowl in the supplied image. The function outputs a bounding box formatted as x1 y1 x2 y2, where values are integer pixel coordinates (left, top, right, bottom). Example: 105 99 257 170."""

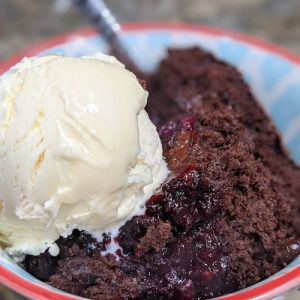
0 23 299 300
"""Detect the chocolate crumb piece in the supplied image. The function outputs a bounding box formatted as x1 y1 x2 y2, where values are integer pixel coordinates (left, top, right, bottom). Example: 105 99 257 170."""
48 255 139 300
136 221 173 256
24 48 300 300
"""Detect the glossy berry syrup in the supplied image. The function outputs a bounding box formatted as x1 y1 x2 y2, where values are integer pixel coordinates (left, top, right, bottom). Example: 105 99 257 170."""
117 116 236 299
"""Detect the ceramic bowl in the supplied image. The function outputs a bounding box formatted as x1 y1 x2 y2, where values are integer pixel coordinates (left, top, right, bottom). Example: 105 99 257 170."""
0 23 299 300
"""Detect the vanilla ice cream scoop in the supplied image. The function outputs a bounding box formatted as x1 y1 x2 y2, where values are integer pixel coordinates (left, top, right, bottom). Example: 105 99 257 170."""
0 54 168 257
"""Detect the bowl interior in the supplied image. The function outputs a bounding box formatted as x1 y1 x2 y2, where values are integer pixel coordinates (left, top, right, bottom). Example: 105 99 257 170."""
0 25 299 300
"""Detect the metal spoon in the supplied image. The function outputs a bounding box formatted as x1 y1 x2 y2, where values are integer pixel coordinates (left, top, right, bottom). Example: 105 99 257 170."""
73 0 138 71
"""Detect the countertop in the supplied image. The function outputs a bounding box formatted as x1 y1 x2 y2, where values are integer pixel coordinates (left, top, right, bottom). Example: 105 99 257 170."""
1 0 300 62
0 0 299 299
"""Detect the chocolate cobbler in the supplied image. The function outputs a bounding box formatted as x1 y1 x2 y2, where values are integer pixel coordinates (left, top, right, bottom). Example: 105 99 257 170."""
24 48 300 299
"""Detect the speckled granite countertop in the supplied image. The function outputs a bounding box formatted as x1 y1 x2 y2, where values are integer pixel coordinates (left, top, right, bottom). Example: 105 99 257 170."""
0 0 299 299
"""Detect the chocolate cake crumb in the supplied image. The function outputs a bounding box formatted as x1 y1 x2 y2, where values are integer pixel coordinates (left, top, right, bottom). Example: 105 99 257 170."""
136 221 173 256
147 47 300 231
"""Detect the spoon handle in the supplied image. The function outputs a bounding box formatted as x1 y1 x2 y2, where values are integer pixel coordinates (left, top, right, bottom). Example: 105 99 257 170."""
74 0 136 68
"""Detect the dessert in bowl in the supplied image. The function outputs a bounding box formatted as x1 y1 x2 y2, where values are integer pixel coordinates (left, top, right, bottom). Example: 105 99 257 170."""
0 24 299 300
